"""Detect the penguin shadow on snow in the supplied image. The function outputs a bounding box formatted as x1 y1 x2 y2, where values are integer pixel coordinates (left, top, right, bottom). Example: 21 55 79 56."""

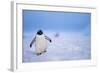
29 30 52 56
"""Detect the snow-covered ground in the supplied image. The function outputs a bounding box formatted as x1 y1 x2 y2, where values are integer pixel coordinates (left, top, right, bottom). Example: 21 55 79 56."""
22 31 91 62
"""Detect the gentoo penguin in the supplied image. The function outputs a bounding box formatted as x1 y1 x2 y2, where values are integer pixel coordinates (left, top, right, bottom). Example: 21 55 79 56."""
30 30 52 55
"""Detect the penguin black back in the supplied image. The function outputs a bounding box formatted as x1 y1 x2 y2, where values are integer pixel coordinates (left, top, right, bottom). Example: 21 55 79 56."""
37 30 43 35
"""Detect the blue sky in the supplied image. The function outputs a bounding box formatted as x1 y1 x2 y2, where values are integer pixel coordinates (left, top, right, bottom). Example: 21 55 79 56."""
23 10 91 33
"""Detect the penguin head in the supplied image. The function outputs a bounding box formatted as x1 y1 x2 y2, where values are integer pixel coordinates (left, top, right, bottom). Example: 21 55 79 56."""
37 30 43 35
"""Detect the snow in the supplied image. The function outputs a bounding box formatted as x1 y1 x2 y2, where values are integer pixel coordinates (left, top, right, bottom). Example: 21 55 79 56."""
23 31 91 62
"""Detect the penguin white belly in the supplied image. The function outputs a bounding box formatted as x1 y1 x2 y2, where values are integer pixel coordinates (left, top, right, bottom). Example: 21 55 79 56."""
35 35 47 53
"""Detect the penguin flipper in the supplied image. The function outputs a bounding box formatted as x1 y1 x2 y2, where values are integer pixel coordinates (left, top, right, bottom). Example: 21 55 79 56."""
45 35 52 43
30 36 36 48
30 43 32 48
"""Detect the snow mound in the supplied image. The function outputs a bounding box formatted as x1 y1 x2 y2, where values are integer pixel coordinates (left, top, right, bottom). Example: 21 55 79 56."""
23 32 91 62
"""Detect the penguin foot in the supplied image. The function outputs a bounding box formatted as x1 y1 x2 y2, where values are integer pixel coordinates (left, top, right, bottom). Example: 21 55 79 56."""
36 53 42 56
43 50 47 53
41 50 47 53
